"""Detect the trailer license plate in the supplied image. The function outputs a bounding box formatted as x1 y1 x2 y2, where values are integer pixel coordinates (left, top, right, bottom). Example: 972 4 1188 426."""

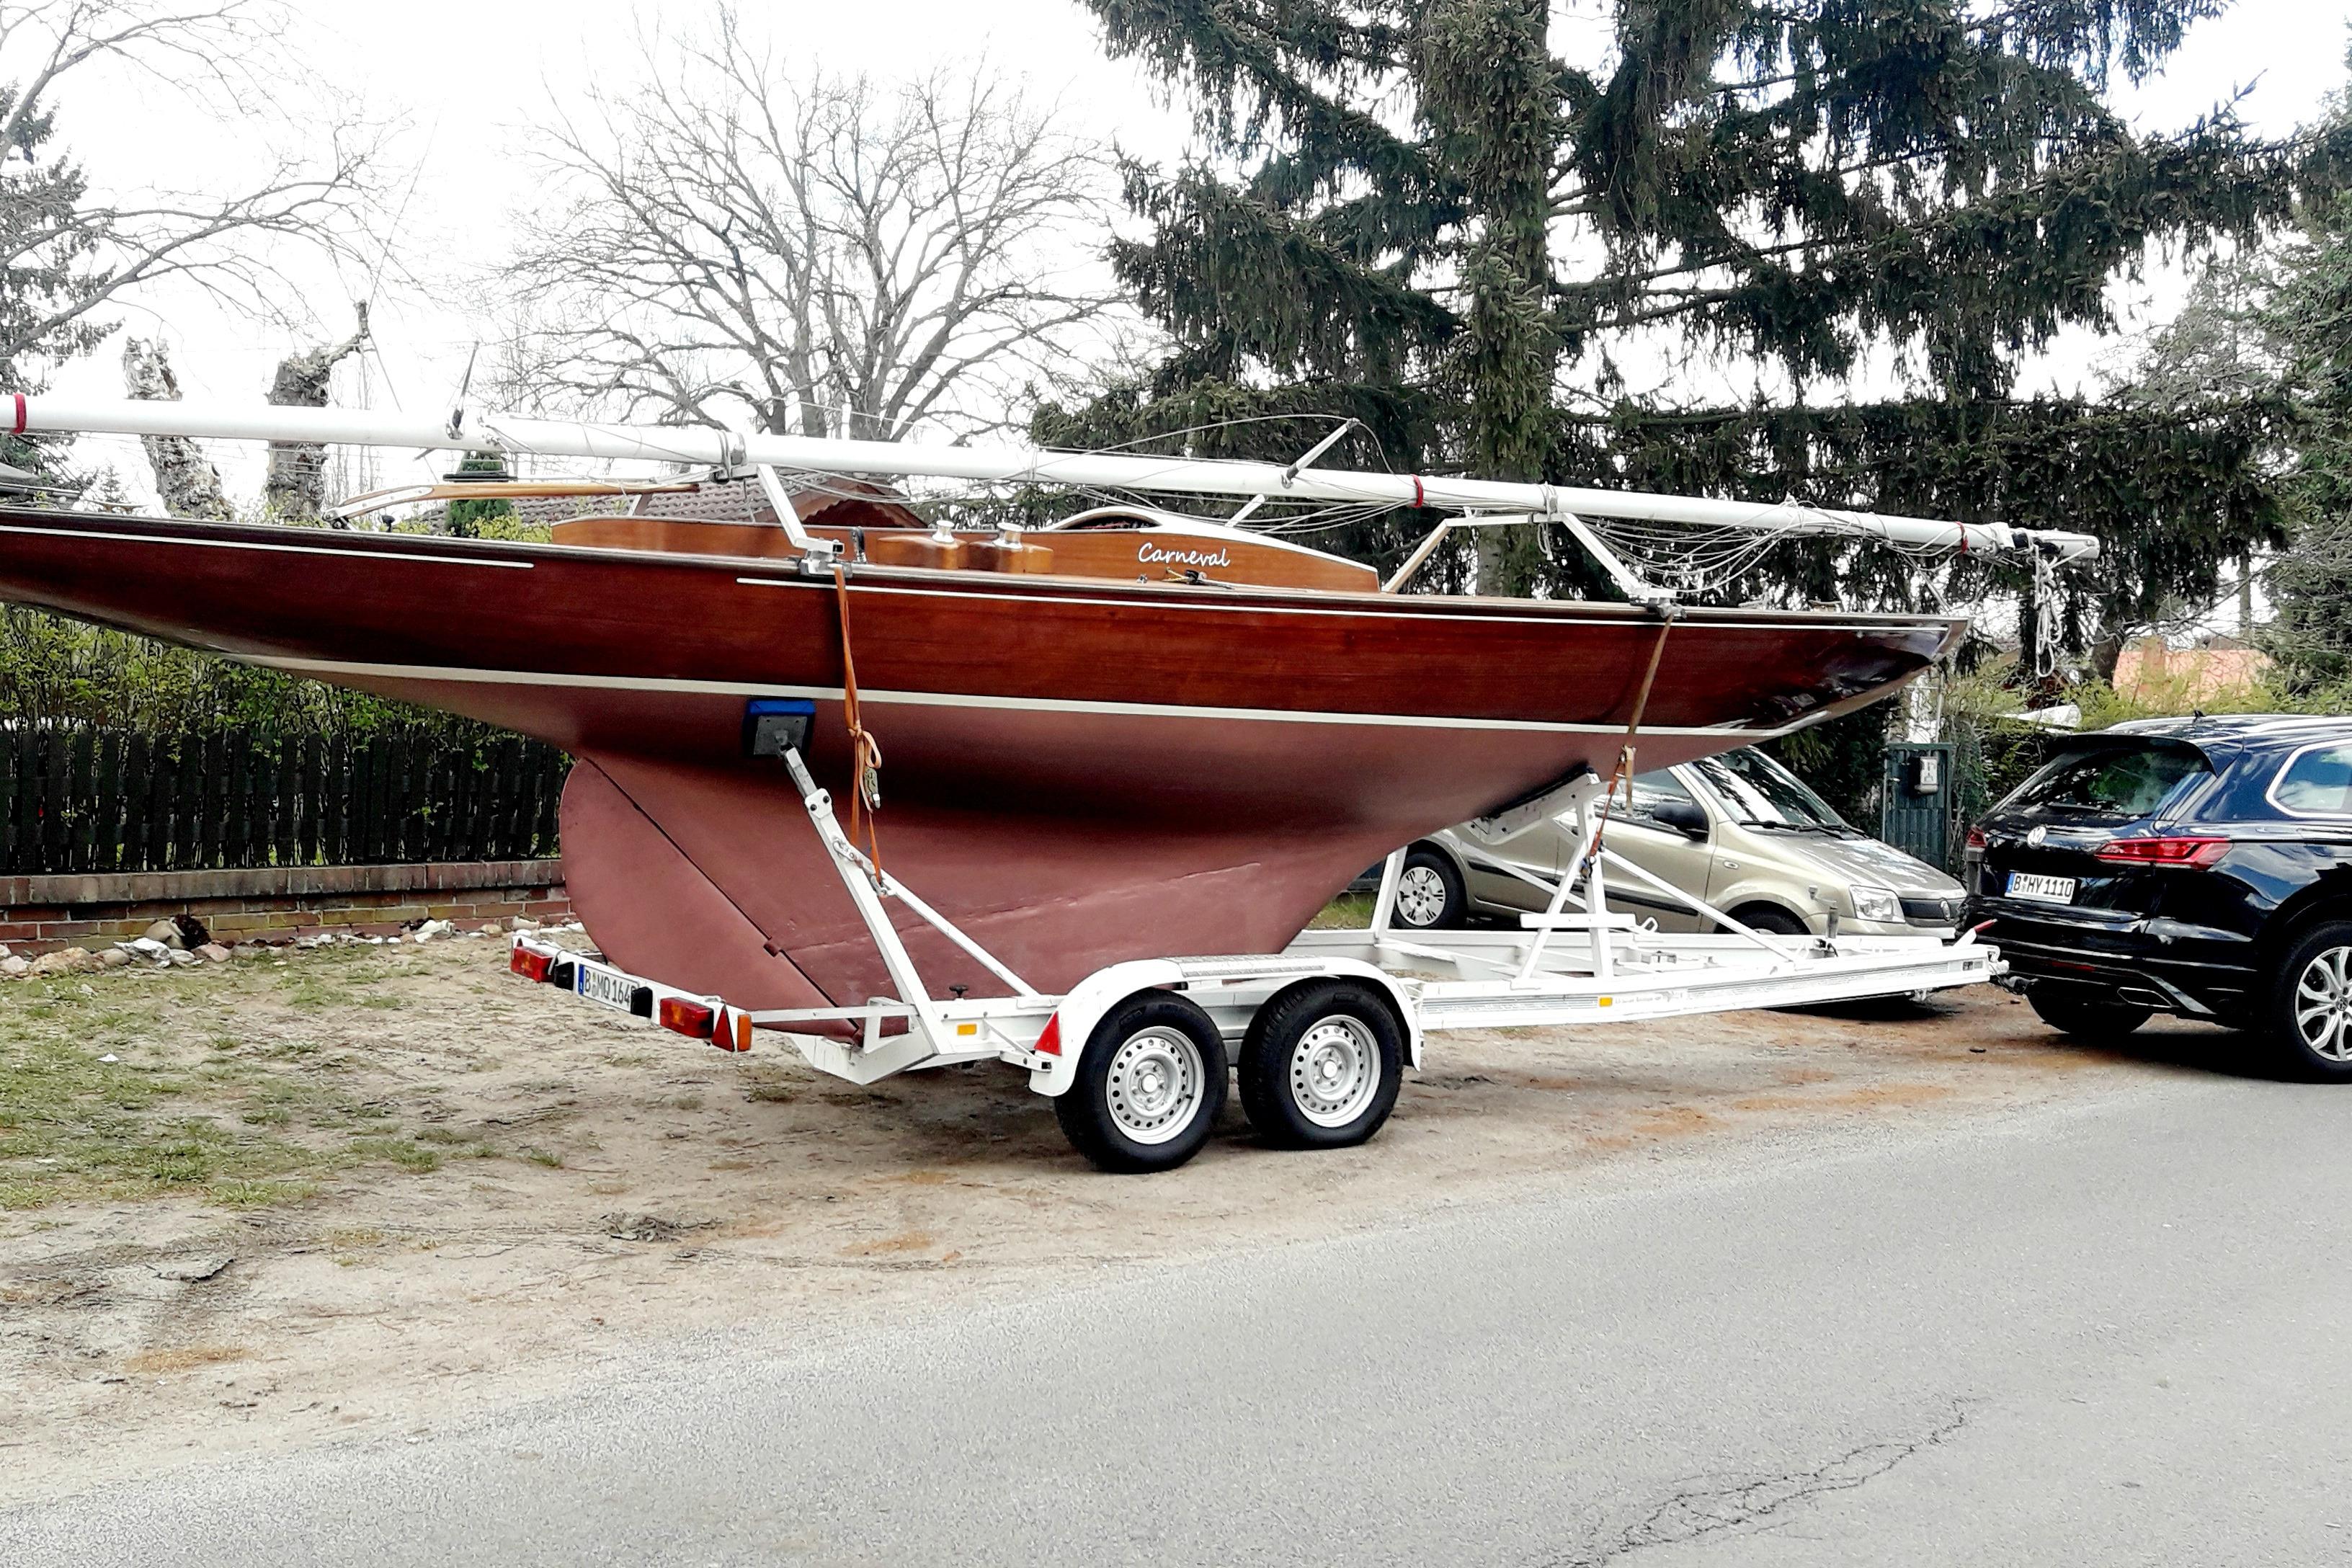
2007 872 2076 904
576 964 640 1012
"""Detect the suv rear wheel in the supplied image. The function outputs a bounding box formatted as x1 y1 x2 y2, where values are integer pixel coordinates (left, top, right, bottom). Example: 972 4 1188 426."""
2267 920 2352 1081
2027 986 2153 1041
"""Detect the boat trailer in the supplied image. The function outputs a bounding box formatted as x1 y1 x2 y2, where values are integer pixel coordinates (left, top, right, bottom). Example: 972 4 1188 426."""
508 738 2004 1172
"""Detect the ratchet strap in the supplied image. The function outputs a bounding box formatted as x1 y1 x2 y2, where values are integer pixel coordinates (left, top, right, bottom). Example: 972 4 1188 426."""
1579 606 1679 881
832 564 884 873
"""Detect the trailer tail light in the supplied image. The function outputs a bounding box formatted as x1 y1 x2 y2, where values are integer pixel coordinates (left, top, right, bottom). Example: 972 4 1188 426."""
713 1007 753 1053
511 944 553 982
2094 835 2230 869
1035 1015 1062 1056
658 996 716 1039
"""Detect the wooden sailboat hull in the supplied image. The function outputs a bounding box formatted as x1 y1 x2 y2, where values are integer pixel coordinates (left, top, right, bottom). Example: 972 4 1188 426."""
0 509 1961 1010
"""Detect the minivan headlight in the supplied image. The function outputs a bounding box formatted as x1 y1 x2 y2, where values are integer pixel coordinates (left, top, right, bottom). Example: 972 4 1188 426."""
1851 886 1902 923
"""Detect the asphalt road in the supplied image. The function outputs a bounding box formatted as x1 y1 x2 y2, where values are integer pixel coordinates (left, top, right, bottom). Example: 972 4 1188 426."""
8 1065 2350 1567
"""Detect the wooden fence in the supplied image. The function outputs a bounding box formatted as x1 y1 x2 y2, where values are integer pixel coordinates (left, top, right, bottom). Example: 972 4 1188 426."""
0 729 569 875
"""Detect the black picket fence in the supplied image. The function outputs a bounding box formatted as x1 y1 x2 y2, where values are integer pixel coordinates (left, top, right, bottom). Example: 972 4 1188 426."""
0 728 569 876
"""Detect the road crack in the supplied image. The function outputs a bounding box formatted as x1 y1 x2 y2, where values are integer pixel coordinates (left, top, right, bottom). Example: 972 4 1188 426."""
1544 1404 1973 1567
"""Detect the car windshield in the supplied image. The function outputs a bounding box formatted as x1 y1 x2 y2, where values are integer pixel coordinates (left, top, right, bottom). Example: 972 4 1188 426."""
2008 741 2209 821
1690 750 1856 835
1607 768 1696 821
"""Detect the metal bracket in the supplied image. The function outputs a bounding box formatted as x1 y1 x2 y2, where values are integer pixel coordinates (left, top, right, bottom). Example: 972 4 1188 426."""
753 462 842 569
773 747 1039 1065
1551 510 1675 604
1232 419 1359 525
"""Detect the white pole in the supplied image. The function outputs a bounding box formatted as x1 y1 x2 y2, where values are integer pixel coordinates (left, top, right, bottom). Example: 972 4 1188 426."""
10 395 2100 561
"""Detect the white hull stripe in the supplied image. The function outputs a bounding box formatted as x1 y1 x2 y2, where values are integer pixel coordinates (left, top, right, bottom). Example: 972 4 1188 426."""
249 654 1804 739
0 522 533 569
735 574 1947 638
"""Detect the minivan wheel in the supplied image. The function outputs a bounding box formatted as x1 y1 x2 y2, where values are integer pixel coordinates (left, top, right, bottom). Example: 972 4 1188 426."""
2027 986 2152 1041
1727 904 1807 939
1391 848 1465 930
2266 921 2352 1081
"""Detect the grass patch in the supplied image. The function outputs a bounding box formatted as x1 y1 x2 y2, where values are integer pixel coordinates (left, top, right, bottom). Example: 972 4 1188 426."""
416 1125 499 1159
0 1033 323 1208
126 1344 253 1373
741 1069 793 1104
345 1136 444 1174
1309 891 1378 930
213 1178 318 1208
1 938 567 1211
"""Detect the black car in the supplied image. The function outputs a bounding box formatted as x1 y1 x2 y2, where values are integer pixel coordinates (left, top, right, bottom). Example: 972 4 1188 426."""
1966 714 2352 1077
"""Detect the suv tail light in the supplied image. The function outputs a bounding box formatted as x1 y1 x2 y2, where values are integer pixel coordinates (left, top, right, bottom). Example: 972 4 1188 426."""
2093 835 2230 869
1964 827 1987 852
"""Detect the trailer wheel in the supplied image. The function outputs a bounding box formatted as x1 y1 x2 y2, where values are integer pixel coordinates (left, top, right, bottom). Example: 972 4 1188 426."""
1239 980 1405 1150
1054 992 1228 1173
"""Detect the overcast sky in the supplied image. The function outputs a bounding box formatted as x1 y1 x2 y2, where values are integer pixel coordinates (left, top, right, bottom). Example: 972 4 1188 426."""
35 0 2352 501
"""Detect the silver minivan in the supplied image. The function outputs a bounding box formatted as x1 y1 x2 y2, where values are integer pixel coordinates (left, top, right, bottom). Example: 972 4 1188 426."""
1391 747 1966 937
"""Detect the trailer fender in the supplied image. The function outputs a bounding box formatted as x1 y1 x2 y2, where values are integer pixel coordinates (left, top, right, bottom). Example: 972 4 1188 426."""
1257 960 1423 1072
1025 959 1190 1098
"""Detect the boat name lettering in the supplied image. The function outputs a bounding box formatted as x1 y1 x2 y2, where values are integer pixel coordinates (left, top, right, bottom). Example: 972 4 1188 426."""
1137 542 1231 569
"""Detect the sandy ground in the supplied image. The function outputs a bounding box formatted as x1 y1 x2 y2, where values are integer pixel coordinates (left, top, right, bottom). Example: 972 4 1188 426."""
0 930 2253 1506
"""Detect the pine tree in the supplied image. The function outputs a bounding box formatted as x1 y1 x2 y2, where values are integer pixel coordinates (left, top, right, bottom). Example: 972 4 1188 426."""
0 84 107 391
0 84 107 481
1048 0 2304 641
2261 181 2352 688
443 452 515 539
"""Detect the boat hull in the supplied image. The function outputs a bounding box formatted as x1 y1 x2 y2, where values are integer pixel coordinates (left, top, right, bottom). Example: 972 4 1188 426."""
0 509 1961 1010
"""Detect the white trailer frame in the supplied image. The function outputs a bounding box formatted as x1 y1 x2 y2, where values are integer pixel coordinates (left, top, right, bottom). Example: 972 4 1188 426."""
509 750 2003 1171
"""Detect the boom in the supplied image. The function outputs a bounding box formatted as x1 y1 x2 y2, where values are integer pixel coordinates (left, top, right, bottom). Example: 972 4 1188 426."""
9 393 2098 561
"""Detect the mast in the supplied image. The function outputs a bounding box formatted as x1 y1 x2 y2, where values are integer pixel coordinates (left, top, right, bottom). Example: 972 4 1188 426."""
9 395 2099 561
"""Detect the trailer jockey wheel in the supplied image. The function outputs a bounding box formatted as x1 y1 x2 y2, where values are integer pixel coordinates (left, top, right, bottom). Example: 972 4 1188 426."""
1056 993 1229 1173
1239 980 1405 1150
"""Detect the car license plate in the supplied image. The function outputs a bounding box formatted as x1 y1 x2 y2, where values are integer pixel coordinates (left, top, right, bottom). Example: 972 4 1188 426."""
576 963 641 1012
2006 872 2076 904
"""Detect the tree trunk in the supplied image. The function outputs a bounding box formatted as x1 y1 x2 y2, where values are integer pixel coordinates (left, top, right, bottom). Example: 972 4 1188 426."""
264 304 370 523
2090 627 2127 685
1419 0 1557 596
121 339 233 520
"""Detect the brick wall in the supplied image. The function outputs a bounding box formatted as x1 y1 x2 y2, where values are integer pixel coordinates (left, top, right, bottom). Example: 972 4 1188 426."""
0 860 569 953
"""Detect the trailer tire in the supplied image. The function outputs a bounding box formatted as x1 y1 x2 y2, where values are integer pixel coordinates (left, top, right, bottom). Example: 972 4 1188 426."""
1054 992 1228 1173
1238 980 1405 1150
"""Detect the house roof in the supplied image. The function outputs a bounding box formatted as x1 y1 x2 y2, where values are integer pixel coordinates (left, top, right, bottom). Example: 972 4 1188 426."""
512 474 923 530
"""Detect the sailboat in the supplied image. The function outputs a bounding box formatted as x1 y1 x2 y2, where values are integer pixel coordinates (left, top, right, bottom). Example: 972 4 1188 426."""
0 396 2091 1018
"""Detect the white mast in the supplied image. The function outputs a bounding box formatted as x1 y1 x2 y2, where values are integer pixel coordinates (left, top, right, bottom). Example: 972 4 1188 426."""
9 394 2099 561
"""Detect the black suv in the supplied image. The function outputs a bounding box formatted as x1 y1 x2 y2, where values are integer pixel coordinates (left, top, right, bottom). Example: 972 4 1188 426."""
1966 714 2352 1077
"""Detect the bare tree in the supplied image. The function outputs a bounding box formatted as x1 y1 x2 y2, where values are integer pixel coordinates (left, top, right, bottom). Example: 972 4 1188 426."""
262 300 368 520
119 334 228 517
0 1 383 392
501 6 1115 440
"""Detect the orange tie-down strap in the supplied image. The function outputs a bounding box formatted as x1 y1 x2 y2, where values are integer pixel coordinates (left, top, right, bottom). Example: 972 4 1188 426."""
1580 607 1680 879
833 564 884 872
